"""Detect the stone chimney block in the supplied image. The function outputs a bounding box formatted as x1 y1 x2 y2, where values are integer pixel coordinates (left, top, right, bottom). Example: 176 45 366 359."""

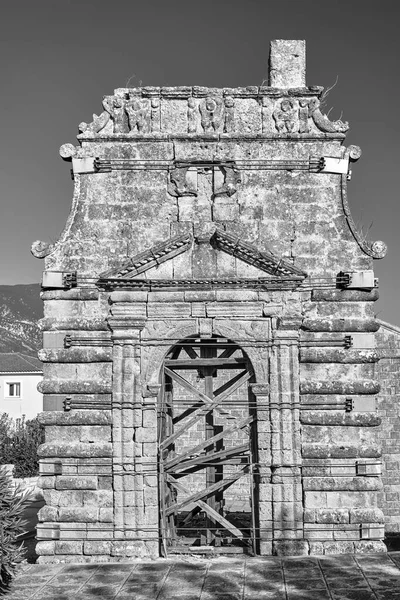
269 39 306 88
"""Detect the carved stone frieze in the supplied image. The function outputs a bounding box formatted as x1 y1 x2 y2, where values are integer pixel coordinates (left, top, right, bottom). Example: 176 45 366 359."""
213 165 241 197
272 97 349 135
102 96 129 133
168 166 198 197
223 96 235 133
126 96 151 133
150 98 161 132
273 99 298 133
308 98 349 133
199 96 224 132
187 97 198 133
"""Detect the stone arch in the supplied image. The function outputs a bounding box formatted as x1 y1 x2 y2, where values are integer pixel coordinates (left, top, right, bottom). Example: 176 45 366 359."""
157 331 263 555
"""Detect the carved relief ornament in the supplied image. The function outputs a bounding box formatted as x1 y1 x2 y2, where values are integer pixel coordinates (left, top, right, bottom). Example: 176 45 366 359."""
272 97 349 135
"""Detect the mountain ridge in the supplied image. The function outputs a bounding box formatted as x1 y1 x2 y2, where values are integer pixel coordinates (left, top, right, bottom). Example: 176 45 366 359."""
0 284 42 356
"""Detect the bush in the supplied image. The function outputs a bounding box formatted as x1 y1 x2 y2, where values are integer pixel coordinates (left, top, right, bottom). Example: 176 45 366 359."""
0 415 45 478
0 465 29 584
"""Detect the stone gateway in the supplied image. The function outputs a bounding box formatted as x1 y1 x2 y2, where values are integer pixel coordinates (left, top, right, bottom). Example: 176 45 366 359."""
32 39 389 562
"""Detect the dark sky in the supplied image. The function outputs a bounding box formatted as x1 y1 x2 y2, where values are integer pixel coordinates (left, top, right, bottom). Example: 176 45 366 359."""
1 0 399 323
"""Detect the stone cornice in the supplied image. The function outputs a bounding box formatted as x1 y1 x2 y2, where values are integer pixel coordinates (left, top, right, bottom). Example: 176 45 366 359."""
112 85 324 99
77 132 346 143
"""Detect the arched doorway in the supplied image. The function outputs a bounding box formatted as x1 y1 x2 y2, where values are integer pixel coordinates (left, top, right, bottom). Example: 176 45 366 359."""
158 335 258 556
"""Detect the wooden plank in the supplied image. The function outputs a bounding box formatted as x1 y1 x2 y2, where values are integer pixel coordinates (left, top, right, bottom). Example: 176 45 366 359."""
172 369 250 426
160 386 228 450
168 443 250 473
182 345 199 360
212 370 249 400
165 467 249 516
165 415 254 470
166 476 244 540
218 347 239 359
165 358 247 368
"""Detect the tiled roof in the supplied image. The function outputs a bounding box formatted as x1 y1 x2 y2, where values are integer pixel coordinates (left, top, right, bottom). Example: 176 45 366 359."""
0 353 42 373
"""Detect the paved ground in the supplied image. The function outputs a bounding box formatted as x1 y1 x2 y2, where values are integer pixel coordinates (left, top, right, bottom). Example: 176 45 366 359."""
3 552 400 600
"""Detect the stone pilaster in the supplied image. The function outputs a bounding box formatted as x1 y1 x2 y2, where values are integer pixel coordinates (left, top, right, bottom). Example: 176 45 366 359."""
270 317 306 556
108 307 148 556
251 383 272 555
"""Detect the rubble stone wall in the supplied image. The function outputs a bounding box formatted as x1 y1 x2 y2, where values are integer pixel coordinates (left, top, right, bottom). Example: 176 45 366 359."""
375 321 400 536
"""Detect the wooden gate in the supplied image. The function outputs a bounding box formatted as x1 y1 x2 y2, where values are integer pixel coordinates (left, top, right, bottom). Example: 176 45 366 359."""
158 336 257 555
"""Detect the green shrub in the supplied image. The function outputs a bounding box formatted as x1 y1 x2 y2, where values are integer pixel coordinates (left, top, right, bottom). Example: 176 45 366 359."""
0 415 45 478
0 465 29 584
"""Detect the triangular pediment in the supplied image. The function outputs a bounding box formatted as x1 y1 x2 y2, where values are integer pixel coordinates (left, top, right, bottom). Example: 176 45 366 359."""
98 229 307 290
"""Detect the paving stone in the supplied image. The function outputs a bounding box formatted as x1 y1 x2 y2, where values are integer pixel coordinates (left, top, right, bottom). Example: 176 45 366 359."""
329 589 376 600
286 591 331 600
325 577 370 590
244 592 286 600
7 554 400 600
374 591 400 600
201 593 243 600
285 579 328 591
364 575 400 589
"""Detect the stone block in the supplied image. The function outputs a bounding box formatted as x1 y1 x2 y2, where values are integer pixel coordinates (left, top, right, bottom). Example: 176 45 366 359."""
80 426 112 443
272 540 309 556
147 302 191 318
349 508 385 523
98 476 113 490
184 290 216 302
54 541 83 555
142 442 157 457
323 541 354 554
38 506 58 521
326 491 377 509
135 427 157 443
304 491 327 509
308 542 324 555
144 487 158 506
36 541 55 556
58 507 98 522
83 541 112 555
353 540 387 553
38 443 113 459
269 40 306 88
42 490 63 505
82 490 113 508
99 508 113 522
58 490 84 507
315 509 349 524
111 541 146 557
258 502 273 520
38 476 56 489
56 476 98 490
142 409 157 428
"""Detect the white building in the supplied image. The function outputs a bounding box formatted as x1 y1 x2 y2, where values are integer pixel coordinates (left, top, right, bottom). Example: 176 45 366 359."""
0 353 43 420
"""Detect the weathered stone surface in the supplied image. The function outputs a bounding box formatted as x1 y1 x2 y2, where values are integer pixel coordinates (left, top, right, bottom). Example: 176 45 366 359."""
303 477 382 491
300 412 381 427
311 289 379 302
300 380 380 395
34 39 388 561
39 348 113 363
300 348 379 364
38 443 112 458
302 318 379 332
350 508 385 523
38 410 112 426
272 540 309 556
303 444 381 459
55 476 98 490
